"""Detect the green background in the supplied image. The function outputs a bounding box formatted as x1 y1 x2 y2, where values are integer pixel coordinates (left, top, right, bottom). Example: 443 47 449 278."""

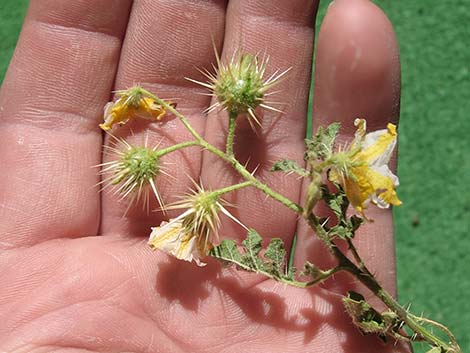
1 1 468 352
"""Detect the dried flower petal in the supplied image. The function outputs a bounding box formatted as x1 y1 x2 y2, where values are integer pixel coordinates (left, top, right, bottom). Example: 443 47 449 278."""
330 119 402 215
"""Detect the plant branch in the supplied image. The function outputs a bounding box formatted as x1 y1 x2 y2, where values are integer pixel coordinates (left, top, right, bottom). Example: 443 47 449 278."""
157 140 200 156
226 111 237 157
346 238 366 271
212 181 252 197
307 216 458 352
410 315 461 351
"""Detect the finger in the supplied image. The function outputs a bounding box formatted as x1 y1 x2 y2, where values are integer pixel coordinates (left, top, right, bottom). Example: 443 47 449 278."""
295 0 401 298
201 0 319 244
0 0 132 248
100 0 227 236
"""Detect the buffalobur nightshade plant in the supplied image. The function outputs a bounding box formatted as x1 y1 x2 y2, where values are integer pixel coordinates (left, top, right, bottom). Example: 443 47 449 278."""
97 52 461 353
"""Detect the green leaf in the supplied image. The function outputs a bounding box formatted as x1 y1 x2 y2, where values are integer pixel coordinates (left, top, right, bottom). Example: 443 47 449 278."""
210 229 331 288
209 239 243 266
241 229 264 271
320 185 364 240
328 195 344 216
264 238 286 278
271 159 309 177
210 229 296 282
343 291 385 334
305 122 341 160
329 225 352 240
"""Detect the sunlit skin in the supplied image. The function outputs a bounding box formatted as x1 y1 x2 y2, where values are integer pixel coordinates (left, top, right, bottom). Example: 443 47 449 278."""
0 1 408 352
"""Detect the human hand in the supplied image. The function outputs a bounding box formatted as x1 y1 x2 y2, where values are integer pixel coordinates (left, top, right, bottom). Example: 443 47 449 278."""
0 0 409 352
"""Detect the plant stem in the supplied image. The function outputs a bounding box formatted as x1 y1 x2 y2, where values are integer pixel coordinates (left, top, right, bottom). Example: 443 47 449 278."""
303 266 344 287
152 93 302 214
411 315 461 351
212 181 252 197
226 111 238 157
346 238 366 271
308 217 457 352
157 140 199 156
213 252 343 288
148 92 206 144
230 160 303 214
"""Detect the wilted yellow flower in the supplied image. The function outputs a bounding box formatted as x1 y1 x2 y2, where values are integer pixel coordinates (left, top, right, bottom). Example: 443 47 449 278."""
148 184 246 266
99 87 172 131
149 212 209 267
329 119 402 215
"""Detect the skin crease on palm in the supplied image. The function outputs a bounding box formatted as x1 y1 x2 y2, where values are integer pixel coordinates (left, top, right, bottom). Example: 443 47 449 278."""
0 0 411 352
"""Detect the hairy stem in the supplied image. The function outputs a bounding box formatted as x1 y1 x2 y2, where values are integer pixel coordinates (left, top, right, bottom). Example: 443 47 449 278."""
157 140 200 156
303 266 344 287
410 315 461 352
226 111 238 157
230 160 303 214
153 94 302 214
308 217 457 352
212 181 252 197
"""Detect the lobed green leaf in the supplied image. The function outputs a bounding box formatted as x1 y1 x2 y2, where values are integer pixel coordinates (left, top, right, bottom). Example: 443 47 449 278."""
305 122 341 161
271 159 309 177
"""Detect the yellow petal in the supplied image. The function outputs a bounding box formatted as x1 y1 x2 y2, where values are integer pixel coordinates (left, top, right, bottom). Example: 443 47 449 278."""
357 123 397 164
148 221 183 251
148 218 209 266
343 165 376 212
345 164 401 212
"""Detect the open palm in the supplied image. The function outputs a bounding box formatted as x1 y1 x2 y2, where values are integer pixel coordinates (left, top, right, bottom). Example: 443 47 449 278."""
0 0 409 352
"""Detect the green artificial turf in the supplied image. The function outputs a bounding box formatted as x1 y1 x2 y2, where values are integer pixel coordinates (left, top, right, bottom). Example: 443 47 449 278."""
314 1 470 352
375 1 469 351
1 1 468 352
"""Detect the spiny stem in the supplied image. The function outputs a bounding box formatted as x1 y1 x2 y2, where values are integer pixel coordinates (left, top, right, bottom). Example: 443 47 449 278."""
157 140 200 156
410 315 461 352
344 253 453 350
151 91 302 214
221 255 343 288
308 216 456 352
346 238 366 271
230 160 303 214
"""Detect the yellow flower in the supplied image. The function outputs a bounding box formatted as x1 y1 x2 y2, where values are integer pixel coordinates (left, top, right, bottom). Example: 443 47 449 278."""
148 184 246 266
330 119 402 215
99 87 171 131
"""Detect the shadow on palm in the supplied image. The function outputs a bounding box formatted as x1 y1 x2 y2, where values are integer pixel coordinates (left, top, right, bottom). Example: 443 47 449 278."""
150 253 409 352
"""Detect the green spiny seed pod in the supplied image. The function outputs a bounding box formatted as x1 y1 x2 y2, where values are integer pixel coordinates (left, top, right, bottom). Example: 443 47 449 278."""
97 135 166 213
187 49 289 129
